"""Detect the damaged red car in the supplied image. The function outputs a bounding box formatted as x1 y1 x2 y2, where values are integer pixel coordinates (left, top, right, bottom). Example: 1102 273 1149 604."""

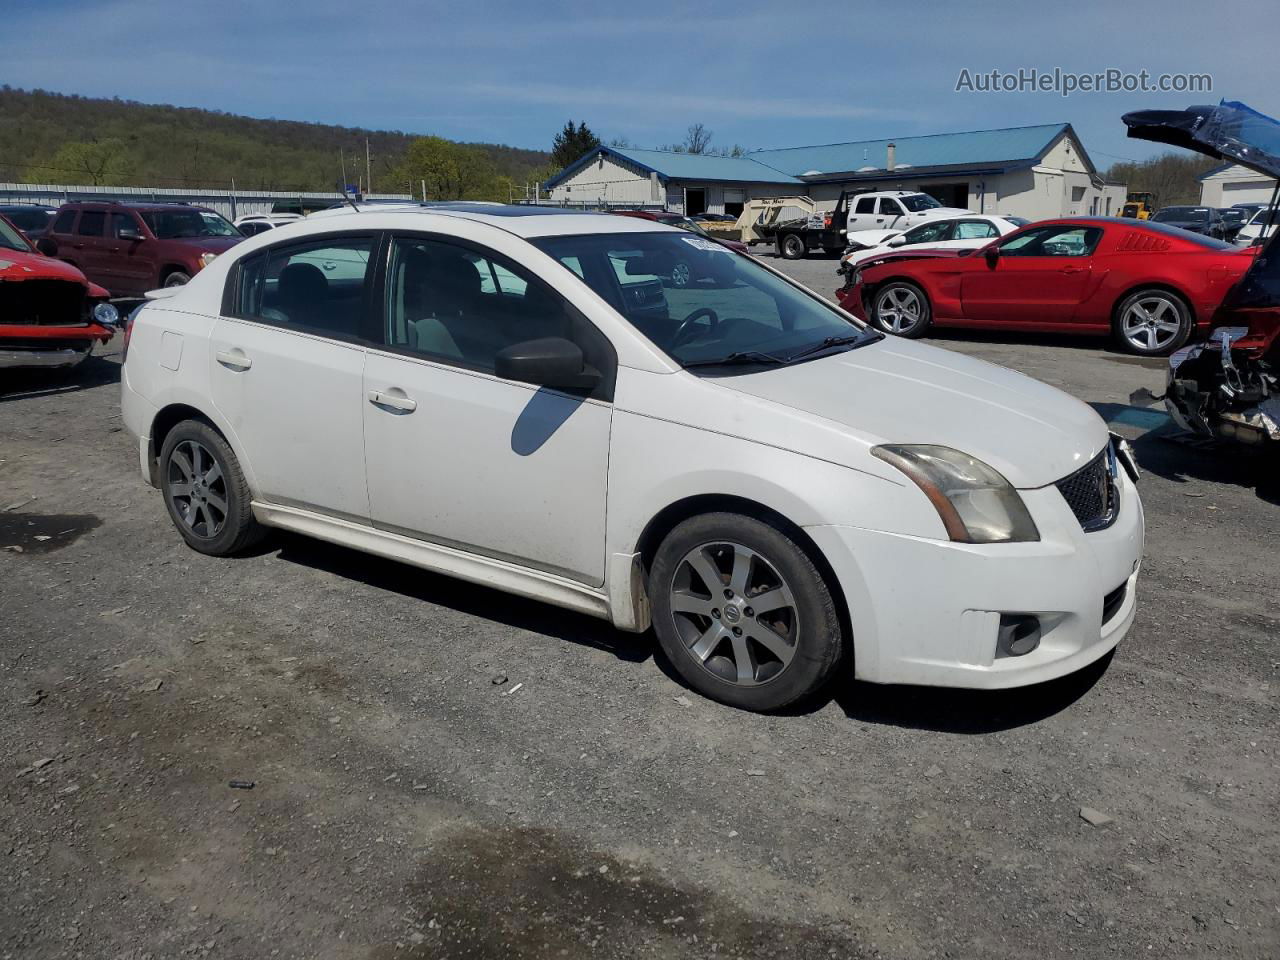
0 213 118 370
836 216 1256 356
1123 100 1280 448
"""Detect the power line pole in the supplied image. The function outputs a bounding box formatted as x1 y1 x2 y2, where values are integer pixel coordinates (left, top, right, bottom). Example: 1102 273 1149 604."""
365 138 372 198
339 150 348 195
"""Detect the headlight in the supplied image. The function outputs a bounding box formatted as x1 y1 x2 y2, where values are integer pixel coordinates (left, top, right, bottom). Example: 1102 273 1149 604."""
198 252 218 269
92 301 119 326
871 444 1040 543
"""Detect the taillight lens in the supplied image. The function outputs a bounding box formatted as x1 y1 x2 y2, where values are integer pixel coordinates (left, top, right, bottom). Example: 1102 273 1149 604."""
122 304 143 363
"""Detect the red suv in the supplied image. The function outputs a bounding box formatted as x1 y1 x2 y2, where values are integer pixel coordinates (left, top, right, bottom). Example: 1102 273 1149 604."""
38 202 243 297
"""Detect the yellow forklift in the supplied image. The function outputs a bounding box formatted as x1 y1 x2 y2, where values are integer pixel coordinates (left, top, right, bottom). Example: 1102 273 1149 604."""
1120 191 1156 219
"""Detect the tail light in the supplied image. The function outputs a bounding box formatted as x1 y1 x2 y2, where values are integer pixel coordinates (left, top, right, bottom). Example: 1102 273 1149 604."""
823 215 833 228
121 304 142 364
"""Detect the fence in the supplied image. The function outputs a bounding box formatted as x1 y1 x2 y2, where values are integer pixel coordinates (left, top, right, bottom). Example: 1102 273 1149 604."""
0 182 412 220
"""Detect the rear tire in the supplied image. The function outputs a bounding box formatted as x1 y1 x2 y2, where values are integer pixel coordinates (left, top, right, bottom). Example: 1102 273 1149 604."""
871 280 932 338
777 233 806 260
1112 289 1192 355
159 420 264 556
649 513 844 712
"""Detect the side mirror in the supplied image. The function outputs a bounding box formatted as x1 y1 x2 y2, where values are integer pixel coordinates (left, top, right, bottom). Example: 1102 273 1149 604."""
494 337 600 392
118 227 143 242
984 246 1001 267
35 237 58 257
887 235 906 247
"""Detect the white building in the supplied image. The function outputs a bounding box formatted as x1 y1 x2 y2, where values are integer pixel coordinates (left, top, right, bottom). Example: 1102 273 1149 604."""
545 123 1125 221
1198 162 1278 207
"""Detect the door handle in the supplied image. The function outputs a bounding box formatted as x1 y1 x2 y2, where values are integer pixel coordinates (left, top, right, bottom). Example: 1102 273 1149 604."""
215 349 253 371
1060 266 1084 275
367 389 417 413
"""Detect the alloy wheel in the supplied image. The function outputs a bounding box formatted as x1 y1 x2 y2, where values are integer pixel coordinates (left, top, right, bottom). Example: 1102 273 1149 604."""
167 439 228 539
1121 296 1182 352
875 286 923 333
668 541 799 686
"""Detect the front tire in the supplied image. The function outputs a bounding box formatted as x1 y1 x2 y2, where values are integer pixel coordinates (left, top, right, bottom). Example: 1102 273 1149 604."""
159 420 264 556
649 513 844 712
871 281 932 338
1113 289 1192 355
777 233 806 260
163 271 191 288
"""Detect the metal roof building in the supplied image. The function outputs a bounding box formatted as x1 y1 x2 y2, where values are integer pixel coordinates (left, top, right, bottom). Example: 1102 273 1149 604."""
545 123 1125 222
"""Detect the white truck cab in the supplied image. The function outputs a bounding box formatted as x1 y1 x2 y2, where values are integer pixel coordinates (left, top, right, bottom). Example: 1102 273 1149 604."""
845 191 971 235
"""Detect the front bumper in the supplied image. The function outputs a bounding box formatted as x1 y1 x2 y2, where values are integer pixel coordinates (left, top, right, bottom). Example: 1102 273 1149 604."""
806 467 1144 689
0 322 114 368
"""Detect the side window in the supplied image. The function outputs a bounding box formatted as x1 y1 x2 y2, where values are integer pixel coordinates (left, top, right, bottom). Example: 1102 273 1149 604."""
953 220 999 240
854 197 876 214
52 210 77 234
1000 226 1102 257
234 236 373 338
110 213 141 238
383 235 614 393
903 221 952 244
76 211 106 236
878 198 904 216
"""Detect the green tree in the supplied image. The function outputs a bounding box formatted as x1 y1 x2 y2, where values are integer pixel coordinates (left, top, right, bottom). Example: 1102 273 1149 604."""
39 138 135 185
398 136 496 200
550 120 600 169
1104 152 1219 207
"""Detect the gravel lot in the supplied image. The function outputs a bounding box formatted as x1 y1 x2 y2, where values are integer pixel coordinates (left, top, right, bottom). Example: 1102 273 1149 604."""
2 257 1278 960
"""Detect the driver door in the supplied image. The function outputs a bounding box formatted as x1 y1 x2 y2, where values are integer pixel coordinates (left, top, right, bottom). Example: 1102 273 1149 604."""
961 224 1101 324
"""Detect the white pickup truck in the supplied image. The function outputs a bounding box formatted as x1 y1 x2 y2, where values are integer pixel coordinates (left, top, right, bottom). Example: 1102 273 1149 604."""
844 190 971 235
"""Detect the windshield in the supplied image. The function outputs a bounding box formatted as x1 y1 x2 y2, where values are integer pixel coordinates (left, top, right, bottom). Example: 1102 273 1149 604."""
900 194 943 212
3 209 53 233
1250 207 1280 226
531 231 875 369
1153 207 1209 223
140 209 241 239
0 217 34 253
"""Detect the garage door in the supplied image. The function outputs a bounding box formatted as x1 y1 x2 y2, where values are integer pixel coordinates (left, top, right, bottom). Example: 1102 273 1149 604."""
1223 180 1278 205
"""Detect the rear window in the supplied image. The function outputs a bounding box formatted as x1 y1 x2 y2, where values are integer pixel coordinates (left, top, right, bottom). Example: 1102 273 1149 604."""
52 210 77 234
1137 221 1233 249
3 209 53 232
77 211 106 236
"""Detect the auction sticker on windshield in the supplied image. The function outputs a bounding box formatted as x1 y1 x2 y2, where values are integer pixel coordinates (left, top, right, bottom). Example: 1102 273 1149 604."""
681 237 728 253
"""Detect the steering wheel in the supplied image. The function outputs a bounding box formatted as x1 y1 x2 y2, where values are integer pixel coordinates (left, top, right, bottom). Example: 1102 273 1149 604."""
671 307 720 348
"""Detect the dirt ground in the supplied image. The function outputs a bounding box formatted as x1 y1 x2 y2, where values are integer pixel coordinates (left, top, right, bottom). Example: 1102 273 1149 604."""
2 263 1277 959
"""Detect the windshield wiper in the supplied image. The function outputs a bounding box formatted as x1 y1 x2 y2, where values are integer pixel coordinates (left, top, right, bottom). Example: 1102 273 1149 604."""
784 332 881 363
682 350 788 369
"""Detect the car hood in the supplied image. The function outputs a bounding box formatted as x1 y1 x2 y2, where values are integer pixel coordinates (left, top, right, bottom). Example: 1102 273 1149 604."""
0 248 104 298
919 206 972 218
719 337 1108 488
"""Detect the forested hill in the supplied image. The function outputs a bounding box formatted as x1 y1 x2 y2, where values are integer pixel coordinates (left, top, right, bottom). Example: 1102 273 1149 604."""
0 87 550 194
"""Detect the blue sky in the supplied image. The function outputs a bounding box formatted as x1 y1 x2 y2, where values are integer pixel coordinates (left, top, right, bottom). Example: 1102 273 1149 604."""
4 0 1275 167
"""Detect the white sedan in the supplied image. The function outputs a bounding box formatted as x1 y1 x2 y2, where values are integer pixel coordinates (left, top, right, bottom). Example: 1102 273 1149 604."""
840 215 1028 274
121 204 1142 711
1232 206 1278 247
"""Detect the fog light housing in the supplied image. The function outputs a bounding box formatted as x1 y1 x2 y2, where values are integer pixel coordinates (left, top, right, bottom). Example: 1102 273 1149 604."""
997 614 1041 658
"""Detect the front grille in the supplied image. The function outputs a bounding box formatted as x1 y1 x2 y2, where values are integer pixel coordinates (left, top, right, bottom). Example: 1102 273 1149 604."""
1055 445 1119 532
1102 581 1128 624
0 279 87 325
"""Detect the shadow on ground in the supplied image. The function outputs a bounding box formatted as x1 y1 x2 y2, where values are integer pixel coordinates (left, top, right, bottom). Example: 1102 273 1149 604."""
270 532 653 664
0 353 121 402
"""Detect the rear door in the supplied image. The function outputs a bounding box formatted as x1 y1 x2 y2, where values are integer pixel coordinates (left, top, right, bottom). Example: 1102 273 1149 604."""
961 224 1102 324
846 195 879 233
208 232 376 522
70 208 110 287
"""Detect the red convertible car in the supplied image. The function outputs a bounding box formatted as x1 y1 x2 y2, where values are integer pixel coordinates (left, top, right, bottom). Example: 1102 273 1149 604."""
1 214 118 370
837 217 1257 355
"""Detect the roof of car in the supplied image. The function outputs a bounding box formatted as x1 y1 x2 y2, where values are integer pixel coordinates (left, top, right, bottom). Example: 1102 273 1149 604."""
306 203 676 238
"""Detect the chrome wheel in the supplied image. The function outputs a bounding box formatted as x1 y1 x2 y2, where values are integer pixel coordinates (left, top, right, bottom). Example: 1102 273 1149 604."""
671 261 692 287
875 285 923 333
167 439 227 539
782 235 804 258
1121 295 1182 352
669 541 799 686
